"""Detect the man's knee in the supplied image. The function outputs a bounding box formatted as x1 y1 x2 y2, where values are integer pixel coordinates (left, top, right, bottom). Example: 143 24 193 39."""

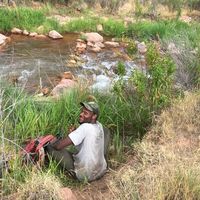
46 145 74 170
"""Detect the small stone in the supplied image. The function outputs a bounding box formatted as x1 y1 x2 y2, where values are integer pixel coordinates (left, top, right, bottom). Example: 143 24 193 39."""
23 30 29 36
104 41 120 48
48 30 63 39
11 28 22 34
29 32 38 37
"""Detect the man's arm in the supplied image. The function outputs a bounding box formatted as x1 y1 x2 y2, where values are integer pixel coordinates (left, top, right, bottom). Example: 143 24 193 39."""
50 136 73 150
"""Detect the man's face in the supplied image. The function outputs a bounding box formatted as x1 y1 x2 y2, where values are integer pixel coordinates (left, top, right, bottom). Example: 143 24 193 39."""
79 107 95 124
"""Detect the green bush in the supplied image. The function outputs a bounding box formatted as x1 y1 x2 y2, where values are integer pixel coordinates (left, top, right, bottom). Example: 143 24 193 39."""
133 43 175 111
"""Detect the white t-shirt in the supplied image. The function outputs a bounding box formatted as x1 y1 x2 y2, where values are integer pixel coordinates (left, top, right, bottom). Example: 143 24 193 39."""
68 121 107 181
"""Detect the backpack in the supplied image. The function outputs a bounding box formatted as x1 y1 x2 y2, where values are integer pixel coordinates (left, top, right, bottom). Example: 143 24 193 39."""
21 135 55 166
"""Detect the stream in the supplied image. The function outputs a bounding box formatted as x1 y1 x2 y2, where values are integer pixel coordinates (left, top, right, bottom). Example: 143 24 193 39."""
0 33 138 94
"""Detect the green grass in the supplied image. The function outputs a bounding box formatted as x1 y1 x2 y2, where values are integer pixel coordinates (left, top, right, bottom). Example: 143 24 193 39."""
0 7 45 32
126 20 190 40
101 18 126 37
65 17 99 32
2 88 87 141
0 7 63 33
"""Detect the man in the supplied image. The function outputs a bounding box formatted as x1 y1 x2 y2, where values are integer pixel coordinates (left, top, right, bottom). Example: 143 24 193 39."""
47 101 110 182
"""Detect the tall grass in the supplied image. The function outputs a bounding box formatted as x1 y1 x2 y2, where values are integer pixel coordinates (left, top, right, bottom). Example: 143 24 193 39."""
0 7 45 32
3 88 88 141
65 17 98 33
101 18 125 37
0 7 62 32
126 19 190 40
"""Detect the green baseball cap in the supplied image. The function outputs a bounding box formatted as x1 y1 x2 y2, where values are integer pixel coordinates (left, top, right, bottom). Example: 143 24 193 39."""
80 101 99 117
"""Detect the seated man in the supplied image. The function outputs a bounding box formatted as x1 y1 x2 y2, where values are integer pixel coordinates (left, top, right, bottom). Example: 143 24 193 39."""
47 101 110 182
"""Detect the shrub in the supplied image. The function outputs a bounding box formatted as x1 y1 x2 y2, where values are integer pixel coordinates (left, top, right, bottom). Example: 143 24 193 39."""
132 43 175 111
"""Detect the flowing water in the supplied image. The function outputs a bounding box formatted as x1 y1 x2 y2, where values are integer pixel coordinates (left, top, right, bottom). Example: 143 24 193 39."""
0 33 138 94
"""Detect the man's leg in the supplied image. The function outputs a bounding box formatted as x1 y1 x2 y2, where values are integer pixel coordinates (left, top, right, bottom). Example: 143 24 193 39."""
46 145 74 171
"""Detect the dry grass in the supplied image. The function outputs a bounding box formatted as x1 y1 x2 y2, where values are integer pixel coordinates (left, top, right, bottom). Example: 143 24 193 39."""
109 92 200 200
17 171 63 200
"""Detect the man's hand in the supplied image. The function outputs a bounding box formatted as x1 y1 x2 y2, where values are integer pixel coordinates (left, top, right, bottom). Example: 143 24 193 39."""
68 125 76 133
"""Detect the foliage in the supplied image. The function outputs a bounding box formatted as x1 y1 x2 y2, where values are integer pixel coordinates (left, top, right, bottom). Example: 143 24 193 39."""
126 39 137 56
85 0 126 13
187 0 200 10
126 20 190 41
0 6 63 33
65 17 98 32
101 18 125 37
117 61 126 76
2 88 86 141
159 0 184 17
109 43 175 139
162 22 200 89
135 0 143 19
0 7 45 32
131 43 175 112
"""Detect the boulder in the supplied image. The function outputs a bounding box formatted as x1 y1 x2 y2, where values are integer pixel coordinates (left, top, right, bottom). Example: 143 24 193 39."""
104 41 120 48
48 30 63 39
11 27 22 34
84 32 103 43
51 72 77 98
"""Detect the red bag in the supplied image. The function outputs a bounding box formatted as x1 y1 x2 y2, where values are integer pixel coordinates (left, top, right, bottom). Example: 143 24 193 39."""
22 135 55 166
